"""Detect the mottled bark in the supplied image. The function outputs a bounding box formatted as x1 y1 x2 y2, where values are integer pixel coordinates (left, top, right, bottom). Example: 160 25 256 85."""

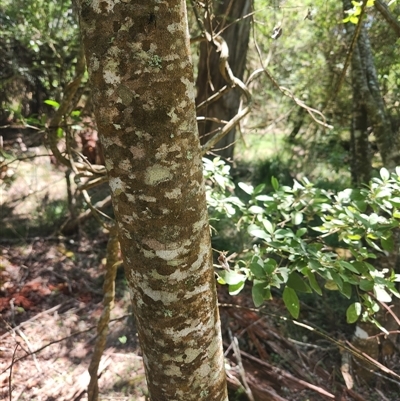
76 1 228 400
196 0 251 159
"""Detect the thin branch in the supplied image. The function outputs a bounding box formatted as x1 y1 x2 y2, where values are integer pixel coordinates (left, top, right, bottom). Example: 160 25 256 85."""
197 116 229 125
0 314 130 375
88 227 120 401
236 347 336 399
1 154 53 168
196 84 230 111
229 331 255 401
250 20 333 130
374 0 400 37
9 344 19 401
325 0 368 107
15 328 41 373
202 106 251 154
200 32 252 154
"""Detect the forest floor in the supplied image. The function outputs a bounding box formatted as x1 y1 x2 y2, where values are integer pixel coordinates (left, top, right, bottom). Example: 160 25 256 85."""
1 129 400 401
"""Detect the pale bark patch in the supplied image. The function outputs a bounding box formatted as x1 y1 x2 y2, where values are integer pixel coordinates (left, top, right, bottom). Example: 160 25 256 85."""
103 64 121 85
109 177 125 195
117 159 131 171
155 143 181 159
167 23 180 33
90 56 100 71
145 164 172 185
164 188 181 199
138 195 156 203
91 0 120 14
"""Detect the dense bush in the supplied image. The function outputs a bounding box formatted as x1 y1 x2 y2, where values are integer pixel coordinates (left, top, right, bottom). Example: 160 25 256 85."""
206 158 400 330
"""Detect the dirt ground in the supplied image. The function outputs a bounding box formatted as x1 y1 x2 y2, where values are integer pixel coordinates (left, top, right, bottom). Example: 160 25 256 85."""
1 131 400 401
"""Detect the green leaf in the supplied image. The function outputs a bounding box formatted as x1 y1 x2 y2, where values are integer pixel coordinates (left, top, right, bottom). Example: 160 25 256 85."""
44 99 60 108
238 182 254 195
359 279 374 291
373 284 392 302
324 280 339 291
252 281 271 307
381 236 394 252
218 270 246 286
254 183 266 195
331 271 343 291
276 267 289 284
283 287 300 319
256 195 273 202
264 258 277 275
214 173 226 188
229 280 245 295
306 271 322 295
248 205 265 214
346 302 361 324
263 219 275 234
70 110 81 117
250 257 265 278
248 228 270 240
349 15 359 24
271 176 279 191
341 281 352 299
287 272 312 293
296 227 307 237
380 167 390 181
340 260 360 274
118 335 127 344
291 211 303 225
347 234 361 240
390 197 400 207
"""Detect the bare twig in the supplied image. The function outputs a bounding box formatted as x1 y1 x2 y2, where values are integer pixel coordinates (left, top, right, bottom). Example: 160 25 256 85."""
196 84 230 111
199 29 253 154
229 330 255 401
235 347 336 399
87 227 120 401
0 302 74 340
250 18 333 130
9 344 19 401
344 339 400 382
374 0 400 37
351 356 400 388
14 328 42 373
369 294 400 327
0 314 130 375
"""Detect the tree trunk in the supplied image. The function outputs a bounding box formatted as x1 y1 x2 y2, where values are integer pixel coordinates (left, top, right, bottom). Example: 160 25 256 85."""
345 11 400 170
196 0 251 159
350 98 371 186
76 1 228 400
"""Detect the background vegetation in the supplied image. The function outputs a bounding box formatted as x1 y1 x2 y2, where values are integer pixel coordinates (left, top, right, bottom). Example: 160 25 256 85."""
1 0 400 400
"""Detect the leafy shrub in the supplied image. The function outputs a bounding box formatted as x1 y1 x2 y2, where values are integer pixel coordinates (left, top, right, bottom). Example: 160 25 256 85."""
205 158 400 331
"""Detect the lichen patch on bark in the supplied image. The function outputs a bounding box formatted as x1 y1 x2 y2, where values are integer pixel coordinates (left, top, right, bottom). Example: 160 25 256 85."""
144 164 172 185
